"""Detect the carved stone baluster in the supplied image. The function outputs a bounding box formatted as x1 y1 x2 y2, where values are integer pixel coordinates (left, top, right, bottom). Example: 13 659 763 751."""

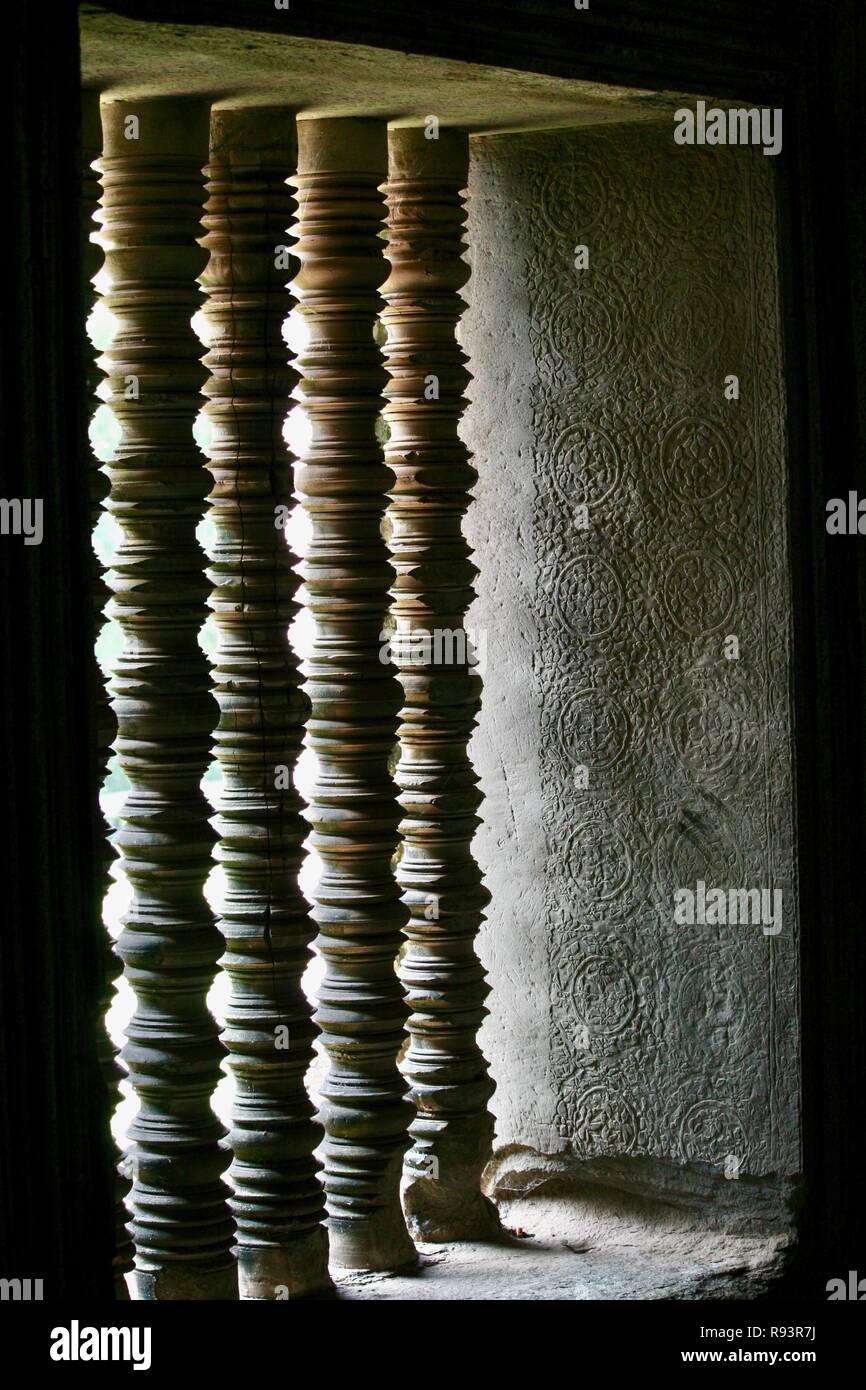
382 128 500 1240
292 117 415 1272
82 89 134 1299
98 98 235 1300
199 107 330 1299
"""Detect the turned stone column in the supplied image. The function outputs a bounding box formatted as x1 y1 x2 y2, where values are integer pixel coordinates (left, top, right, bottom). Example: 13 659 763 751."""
82 90 134 1299
98 98 235 1300
292 117 415 1272
382 128 499 1240
199 106 330 1299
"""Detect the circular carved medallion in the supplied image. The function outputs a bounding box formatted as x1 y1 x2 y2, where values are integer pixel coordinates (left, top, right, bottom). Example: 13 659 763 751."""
563 818 632 903
663 551 736 637
677 966 747 1062
669 687 741 777
646 148 722 233
548 420 621 509
548 290 616 374
554 554 625 640
569 952 637 1036
656 817 742 904
571 1085 639 1155
555 688 630 771
538 154 609 240
680 1099 749 1168
661 416 732 503
652 279 726 373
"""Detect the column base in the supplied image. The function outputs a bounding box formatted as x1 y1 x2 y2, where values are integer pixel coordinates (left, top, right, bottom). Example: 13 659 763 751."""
402 1146 504 1243
402 1178 502 1243
236 1228 333 1299
327 1202 418 1273
129 1263 238 1301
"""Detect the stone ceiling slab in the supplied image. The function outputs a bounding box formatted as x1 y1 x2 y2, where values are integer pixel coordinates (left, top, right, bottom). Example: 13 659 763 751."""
80 3 706 133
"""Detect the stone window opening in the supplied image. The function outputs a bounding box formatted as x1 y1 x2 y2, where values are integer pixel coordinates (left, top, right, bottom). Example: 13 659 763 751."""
78 9 800 1303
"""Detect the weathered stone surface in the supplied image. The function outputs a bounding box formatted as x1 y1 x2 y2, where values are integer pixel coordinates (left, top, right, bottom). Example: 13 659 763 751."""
462 123 799 1217
335 1224 791 1301
484 1147 798 1236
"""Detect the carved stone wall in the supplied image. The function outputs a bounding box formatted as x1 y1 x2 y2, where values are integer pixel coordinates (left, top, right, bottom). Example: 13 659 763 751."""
463 122 800 1192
